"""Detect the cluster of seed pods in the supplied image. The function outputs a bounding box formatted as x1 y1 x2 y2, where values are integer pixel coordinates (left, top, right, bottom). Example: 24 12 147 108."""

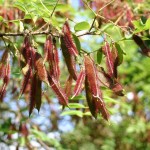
0 21 126 120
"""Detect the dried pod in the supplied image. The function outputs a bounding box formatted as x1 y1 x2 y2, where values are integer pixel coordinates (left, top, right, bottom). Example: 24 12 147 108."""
48 73 68 106
20 66 32 96
102 41 114 77
44 35 53 62
85 76 97 117
62 21 78 56
35 77 42 112
84 55 99 98
61 36 77 80
132 34 150 57
0 50 9 78
111 80 124 96
85 76 109 120
72 68 85 98
0 52 11 101
53 38 60 80
64 75 73 97
34 52 48 84
29 73 37 116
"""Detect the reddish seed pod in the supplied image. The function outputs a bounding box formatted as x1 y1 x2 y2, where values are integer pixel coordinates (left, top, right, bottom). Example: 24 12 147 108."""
20 66 32 96
61 36 77 80
132 34 150 57
44 35 53 62
64 75 73 97
48 73 68 106
84 55 99 98
29 73 37 116
34 52 48 84
102 41 114 77
62 21 78 57
52 38 60 80
72 68 85 98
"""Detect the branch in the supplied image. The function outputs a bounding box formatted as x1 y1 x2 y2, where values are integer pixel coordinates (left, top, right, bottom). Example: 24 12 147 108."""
50 0 60 18
0 31 59 37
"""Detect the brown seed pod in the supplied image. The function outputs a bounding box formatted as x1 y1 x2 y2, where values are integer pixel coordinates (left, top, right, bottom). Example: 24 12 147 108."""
102 41 114 78
34 52 48 84
85 76 109 120
48 73 68 106
84 55 99 98
62 21 78 57
29 73 37 116
0 51 11 101
20 65 32 97
53 38 60 80
72 68 85 98
64 75 73 97
132 34 150 57
61 36 77 80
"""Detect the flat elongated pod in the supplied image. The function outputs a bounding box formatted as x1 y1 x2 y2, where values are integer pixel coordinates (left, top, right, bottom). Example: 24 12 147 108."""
48 73 68 106
84 55 99 98
61 36 77 80
72 68 85 98
102 42 114 77
62 21 78 56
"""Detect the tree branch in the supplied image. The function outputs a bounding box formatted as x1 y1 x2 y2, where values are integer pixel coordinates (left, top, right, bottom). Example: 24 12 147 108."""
0 31 59 37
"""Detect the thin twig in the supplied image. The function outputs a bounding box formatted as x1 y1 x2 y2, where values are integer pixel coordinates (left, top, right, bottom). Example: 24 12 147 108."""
50 0 60 18
0 31 59 37
88 0 115 32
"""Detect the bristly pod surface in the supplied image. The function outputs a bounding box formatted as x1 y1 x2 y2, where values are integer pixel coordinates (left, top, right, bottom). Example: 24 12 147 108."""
72 68 85 98
0 50 11 101
84 55 109 120
60 36 77 80
132 34 150 57
62 21 78 57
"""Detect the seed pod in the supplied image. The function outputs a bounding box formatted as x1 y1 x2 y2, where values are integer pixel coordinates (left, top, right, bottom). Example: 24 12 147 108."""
85 76 109 120
35 77 42 112
132 34 150 57
20 65 32 96
62 21 78 56
111 80 124 96
53 38 60 80
84 55 99 98
34 52 48 84
102 41 114 77
72 68 85 98
44 35 53 62
48 73 68 106
61 36 77 80
0 56 11 101
85 76 97 118
29 73 37 116
0 50 9 78
64 75 73 97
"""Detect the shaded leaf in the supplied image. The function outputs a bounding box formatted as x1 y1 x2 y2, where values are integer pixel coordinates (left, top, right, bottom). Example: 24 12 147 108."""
74 21 90 31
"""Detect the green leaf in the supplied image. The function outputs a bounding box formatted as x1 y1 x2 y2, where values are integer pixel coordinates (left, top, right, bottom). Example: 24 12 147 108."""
68 103 87 108
14 2 28 14
83 111 92 116
0 16 3 22
103 23 123 42
74 21 90 32
60 110 83 117
69 95 85 100
115 43 124 65
72 34 81 53
97 48 103 64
